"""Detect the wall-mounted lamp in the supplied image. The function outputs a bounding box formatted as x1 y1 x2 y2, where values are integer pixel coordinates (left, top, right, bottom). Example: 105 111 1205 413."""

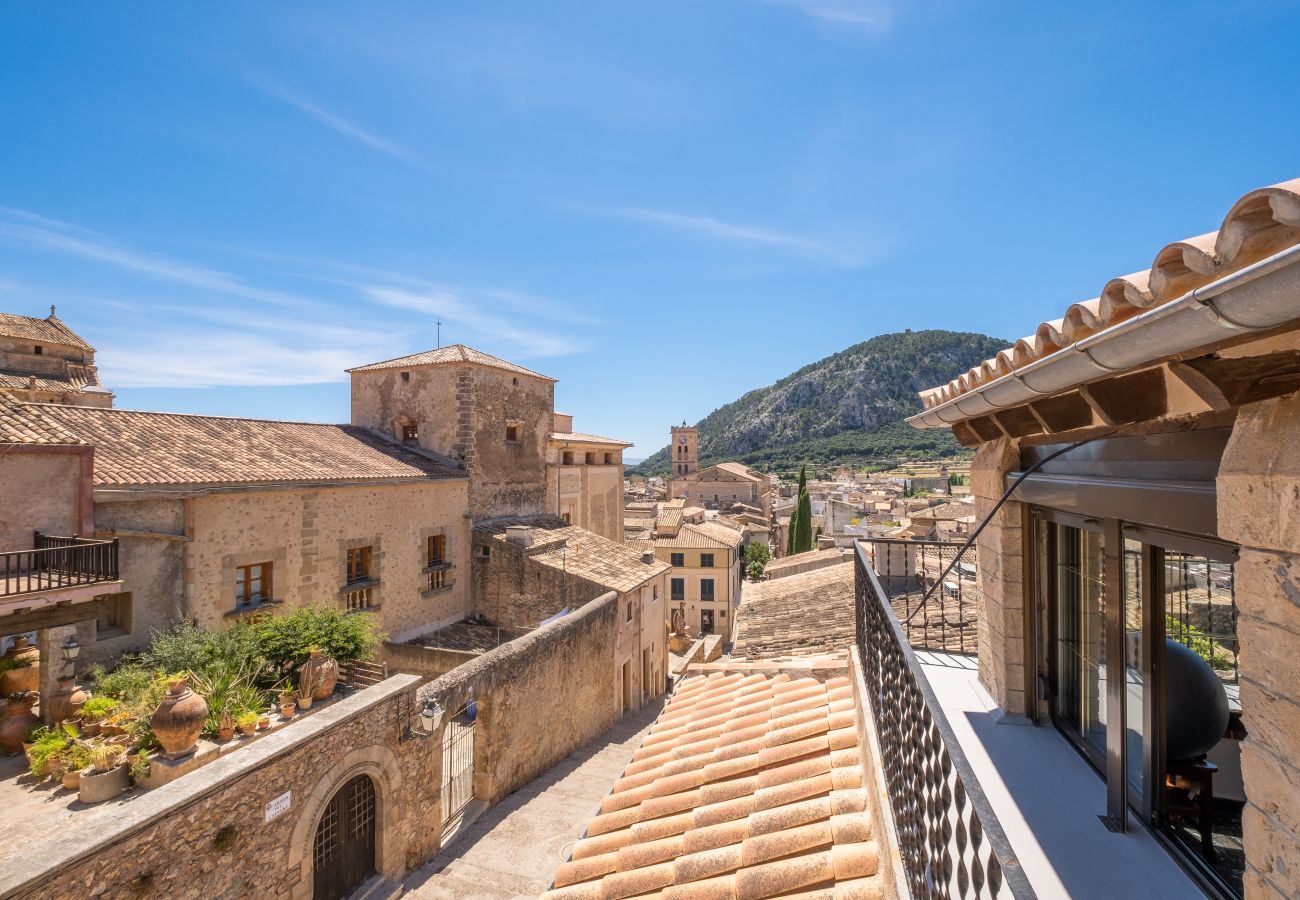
419 699 444 734
61 635 81 663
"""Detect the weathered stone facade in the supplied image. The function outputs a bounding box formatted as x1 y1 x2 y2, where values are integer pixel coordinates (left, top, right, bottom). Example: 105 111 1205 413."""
0 447 84 552
546 454 623 542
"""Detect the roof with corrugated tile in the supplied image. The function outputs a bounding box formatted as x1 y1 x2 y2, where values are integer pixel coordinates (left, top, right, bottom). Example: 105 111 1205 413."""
0 394 85 445
544 670 884 899
0 312 94 352
346 343 555 381
28 404 463 488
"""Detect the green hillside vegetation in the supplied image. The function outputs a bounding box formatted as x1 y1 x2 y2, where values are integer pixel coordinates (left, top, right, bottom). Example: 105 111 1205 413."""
631 330 1008 478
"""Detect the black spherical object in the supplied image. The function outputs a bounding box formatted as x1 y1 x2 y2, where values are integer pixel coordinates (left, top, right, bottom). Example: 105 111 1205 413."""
1164 638 1229 762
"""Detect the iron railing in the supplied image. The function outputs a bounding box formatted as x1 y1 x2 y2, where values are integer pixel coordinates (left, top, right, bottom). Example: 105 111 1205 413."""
1 532 119 599
855 542 1033 899
441 703 476 828
861 538 979 655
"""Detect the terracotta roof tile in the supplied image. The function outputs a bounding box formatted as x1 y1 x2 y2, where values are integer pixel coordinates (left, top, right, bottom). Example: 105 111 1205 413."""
28 404 462 487
0 394 85 445
0 312 94 351
735 566 855 662
346 343 555 381
545 672 886 899
920 178 1300 410
550 431 632 447
475 515 669 594
654 521 744 550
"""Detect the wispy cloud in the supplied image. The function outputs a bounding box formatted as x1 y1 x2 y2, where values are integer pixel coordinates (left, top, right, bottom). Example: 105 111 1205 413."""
255 82 425 167
613 207 861 266
762 0 892 33
0 207 589 387
0 207 311 309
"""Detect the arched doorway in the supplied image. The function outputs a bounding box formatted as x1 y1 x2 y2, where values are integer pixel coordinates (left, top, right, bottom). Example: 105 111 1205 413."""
312 774 376 900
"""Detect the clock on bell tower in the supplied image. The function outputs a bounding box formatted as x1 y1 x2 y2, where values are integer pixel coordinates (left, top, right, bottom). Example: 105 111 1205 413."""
669 422 699 477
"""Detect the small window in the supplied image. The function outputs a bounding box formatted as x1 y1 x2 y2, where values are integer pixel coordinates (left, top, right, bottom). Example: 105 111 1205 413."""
670 552 684 567
400 371 410 382
33 345 42 355
563 451 574 465
236 562 272 609
670 578 685 601
626 601 633 623
479 545 491 559
346 546 371 584
506 424 520 443
700 553 715 568
95 591 131 639
561 512 572 524
652 585 659 602
701 578 715 601
428 534 446 565
585 451 597 465
403 422 419 442
604 452 614 465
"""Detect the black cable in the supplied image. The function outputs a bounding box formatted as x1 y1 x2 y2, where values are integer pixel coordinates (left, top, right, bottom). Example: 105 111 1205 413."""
901 432 1114 626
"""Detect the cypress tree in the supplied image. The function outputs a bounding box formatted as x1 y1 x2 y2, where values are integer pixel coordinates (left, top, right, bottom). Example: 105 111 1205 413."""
791 464 814 554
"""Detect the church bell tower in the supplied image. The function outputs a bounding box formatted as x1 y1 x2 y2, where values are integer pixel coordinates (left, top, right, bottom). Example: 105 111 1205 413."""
669 422 698 477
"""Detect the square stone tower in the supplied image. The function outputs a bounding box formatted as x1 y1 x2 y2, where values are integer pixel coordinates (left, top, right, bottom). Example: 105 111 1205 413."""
670 423 698 477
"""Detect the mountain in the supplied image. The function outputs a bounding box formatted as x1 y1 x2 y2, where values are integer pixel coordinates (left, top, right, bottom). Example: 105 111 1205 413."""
630 330 1010 477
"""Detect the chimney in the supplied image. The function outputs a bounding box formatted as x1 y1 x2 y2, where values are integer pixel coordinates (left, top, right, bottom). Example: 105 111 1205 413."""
641 551 655 565
505 525 534 548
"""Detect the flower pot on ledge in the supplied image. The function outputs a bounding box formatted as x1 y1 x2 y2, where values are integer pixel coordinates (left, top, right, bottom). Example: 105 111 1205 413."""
79 762 129 804
150 675 208 760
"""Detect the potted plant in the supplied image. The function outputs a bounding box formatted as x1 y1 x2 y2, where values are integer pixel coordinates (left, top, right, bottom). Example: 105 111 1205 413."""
0 637 40 695
78 696 118 737
216 710 235 743
57 742 93 791
256 711 271 731
23 725 68 778
1 691 41 755
236 711 257 737
296 665 320 710
79 742 129 804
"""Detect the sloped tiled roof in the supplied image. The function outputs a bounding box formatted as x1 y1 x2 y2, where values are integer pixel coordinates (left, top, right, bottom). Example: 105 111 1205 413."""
545 671 882 899
735 566 856 662
0 312 94 351
29 404 464 488
920 178 1300 409
476 516 669 594
346 343 555 381
0 394 85 445
909 500 976 521
550 431 632 447
654 521 745 550
764 548 853 578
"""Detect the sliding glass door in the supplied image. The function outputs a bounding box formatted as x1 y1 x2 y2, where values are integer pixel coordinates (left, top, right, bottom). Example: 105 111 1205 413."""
1051 521 1107 767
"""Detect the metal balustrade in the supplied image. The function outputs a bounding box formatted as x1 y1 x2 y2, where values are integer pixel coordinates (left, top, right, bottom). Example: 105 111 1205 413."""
855 542 1034 899
861 538 980 655
1 532 119 599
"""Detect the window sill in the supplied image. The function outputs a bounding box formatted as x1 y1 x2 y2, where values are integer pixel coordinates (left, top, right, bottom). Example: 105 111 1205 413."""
422 562 452 574
422 581 455 597
344 604 381 615
340 578 381 594
225 598 284 619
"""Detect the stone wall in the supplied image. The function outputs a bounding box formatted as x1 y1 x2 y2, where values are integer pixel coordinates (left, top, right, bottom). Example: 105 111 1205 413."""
185 480 470 642
547 462 623 542
471 532 607 630
419 591 620 806
970 436 1026 716
5 676 439 900
0 447 81 552
1218 392 1300 899
381 639 479 681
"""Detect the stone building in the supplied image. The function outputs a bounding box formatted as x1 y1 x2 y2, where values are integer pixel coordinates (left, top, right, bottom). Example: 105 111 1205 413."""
632 505 743 639
1 400 472 667
470 515 670 710
667 459 776 517
668 422 698 476
906 177 1300 899
0 308 113 407
348 345 627 540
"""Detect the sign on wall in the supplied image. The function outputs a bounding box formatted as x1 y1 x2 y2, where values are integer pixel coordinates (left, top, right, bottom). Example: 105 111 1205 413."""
265 790 292 823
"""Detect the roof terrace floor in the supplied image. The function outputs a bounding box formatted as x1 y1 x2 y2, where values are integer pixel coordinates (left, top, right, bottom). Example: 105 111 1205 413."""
918 651 1202 899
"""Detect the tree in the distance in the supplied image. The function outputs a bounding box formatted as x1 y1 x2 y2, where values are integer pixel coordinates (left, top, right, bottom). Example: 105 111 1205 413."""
790 464 814 555
744 541 771 581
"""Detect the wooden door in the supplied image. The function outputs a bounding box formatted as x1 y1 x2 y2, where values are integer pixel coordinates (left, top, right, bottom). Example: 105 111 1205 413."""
313 774 376 900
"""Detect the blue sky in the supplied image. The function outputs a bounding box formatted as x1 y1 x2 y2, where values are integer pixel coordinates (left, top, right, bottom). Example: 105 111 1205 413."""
2 2 1298 457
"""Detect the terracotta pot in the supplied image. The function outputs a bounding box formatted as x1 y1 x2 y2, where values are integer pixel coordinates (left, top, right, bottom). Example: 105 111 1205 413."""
79 763 129 804
149 675 208 760
217 725 235 743
297 696 312 710
0 637 40 695
61 768 81 791
302 650 339 701
81 721 100 737
0 698 40 755
257 715 270 731
238 722 255 737
45 680 89 722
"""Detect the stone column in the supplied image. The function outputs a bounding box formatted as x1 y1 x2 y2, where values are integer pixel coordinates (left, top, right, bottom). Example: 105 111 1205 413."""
37 624 77 725
971 436 1027 715
1218 392 1300 899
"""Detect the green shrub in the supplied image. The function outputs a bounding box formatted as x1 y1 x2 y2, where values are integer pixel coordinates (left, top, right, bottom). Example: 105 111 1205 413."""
25 727 69 779
87 663 162 706
140 621 265 681
1165 615 1234 671
79 696 120 720
254 605 383 673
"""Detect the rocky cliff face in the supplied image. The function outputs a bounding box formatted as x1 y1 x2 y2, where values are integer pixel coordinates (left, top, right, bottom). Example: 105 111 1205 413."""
633 330 1009 474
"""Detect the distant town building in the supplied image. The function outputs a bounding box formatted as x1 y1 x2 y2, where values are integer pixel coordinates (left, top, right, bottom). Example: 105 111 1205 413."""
0 308 113 407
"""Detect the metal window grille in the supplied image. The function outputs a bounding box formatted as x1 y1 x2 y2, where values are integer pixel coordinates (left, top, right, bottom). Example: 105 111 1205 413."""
442 704 476 827
862 538 979 655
